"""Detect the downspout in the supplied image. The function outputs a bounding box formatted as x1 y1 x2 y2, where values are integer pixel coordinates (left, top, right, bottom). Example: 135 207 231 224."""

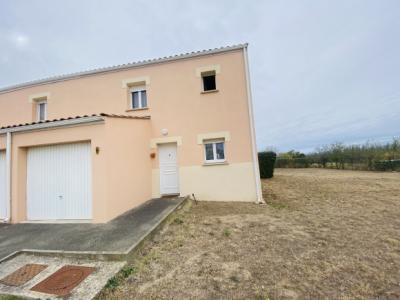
4 132 11 222
243 45 264 204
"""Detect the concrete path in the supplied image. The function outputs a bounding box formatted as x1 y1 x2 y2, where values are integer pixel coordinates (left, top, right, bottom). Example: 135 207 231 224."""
0 197 185 261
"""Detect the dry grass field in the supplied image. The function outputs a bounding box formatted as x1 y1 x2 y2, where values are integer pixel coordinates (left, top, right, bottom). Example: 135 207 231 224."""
100 169 400 300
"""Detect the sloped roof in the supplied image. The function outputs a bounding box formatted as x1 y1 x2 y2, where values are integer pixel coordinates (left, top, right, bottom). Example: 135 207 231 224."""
0 113 150 133
0 44 247 94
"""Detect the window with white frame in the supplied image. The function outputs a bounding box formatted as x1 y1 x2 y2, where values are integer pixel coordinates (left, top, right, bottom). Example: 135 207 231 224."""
130 86 147 109
36 100 47 121
204 140 225 163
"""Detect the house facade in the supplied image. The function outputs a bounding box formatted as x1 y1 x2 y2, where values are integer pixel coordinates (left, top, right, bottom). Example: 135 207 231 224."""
0 44 262 224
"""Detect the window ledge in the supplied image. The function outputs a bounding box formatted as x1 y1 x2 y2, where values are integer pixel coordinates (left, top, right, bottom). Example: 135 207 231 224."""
125 107 149 112
203 161 228 166
201 89 219 94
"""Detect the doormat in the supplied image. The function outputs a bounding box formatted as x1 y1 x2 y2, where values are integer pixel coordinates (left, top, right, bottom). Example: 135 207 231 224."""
0 264 48 286
31 265 95 296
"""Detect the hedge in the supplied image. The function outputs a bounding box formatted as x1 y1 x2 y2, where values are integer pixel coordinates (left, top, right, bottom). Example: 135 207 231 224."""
373 159 400 171
275 157 310 168
258 151 277 178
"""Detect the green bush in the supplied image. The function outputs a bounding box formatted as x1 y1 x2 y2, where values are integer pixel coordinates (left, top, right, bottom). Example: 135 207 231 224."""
275 157 309 168
374 159 400 171
258 151 277 178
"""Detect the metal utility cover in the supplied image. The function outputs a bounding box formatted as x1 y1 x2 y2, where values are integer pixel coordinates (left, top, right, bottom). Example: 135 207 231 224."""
0 264 48 286
31 265 95 296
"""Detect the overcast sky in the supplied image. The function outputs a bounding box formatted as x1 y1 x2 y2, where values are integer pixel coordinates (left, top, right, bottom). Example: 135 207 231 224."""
1 0 399 152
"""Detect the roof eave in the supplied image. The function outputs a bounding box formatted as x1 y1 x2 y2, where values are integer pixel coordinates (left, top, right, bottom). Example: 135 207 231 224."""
0 113 151 134
0 116 105 134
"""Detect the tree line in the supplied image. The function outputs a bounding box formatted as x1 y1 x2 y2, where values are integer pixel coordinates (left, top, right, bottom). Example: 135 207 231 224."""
275 138 400 171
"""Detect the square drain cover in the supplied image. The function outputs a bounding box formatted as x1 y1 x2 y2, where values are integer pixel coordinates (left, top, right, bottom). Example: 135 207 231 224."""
31 265 95 296
0 264 48 286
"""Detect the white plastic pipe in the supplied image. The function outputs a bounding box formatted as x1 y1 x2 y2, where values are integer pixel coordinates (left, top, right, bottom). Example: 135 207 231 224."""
5 132 11 222
243 45 264 204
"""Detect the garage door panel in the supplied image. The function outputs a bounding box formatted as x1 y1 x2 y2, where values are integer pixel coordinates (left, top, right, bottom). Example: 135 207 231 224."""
0 151 6 219
27 143 92 220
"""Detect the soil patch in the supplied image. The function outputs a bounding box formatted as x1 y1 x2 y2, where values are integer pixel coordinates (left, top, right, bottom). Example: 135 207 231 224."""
99 169 400 299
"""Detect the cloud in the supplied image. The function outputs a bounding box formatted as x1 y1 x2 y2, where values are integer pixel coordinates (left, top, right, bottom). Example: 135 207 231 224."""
0 0 399 152
0 56 9 64
10 33 30 49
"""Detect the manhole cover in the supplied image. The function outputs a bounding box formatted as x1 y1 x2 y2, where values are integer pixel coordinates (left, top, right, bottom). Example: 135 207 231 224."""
0 264 48 286
31 265 95 296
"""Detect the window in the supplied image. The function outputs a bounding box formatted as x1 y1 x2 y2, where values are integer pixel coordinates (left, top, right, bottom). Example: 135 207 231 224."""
130 86 147 109
204 140 225 163
202 71 216 91
36 101 47 121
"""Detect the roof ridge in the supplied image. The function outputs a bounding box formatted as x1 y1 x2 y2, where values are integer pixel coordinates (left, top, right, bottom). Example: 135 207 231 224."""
0 43 248 94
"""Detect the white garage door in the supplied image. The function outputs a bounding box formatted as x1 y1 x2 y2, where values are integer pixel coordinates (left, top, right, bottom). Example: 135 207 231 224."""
27 142 92 220
0 151 6 220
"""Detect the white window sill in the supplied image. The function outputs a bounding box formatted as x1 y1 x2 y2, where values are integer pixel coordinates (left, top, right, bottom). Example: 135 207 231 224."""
201 89 219 94
125 107 149 112
203 161 228 166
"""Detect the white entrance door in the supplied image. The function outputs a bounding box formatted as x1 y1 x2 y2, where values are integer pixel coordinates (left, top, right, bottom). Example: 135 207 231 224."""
0 151 6 220
27 142 92 220
159 143 179 195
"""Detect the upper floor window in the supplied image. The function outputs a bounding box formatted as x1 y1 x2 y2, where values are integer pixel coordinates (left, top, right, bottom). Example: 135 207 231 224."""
202 71 216 92
130 86 147 109
204 140 225 163
29 92 49 122
36 100 47 121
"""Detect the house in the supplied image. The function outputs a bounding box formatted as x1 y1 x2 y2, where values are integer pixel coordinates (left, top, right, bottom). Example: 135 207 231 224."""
0 44 262 224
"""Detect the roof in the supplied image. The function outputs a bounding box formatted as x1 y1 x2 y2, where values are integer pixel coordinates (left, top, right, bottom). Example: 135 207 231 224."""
0 113 150 134
0 43 248 94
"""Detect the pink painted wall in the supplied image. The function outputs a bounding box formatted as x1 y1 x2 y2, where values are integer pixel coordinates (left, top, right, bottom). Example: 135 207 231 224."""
2 117 152 223
0 48 259 223
0 49 253 167
103 117 152 221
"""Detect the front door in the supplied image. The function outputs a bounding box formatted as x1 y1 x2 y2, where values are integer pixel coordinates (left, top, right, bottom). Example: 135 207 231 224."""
158 143 179 196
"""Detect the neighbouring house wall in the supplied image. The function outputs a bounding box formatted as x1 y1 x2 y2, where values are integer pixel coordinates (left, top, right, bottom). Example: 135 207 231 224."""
103 117 152 221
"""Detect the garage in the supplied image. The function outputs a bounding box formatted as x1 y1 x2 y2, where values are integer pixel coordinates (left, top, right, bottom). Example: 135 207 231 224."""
27 142 92 221
0 151 6 220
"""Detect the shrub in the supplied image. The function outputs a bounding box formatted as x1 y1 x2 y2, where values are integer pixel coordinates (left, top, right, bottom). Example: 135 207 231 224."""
121 266 136 278
105 276 119 291
258 151 277 178
223 228 231 237
173 217 184 225
374 159 400 171
275 157 309 168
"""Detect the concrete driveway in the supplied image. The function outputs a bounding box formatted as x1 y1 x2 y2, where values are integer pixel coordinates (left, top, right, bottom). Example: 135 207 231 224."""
0 197 185 261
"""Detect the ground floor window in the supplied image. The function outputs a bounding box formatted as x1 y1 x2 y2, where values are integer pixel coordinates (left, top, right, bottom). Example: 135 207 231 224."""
204 140 225 162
